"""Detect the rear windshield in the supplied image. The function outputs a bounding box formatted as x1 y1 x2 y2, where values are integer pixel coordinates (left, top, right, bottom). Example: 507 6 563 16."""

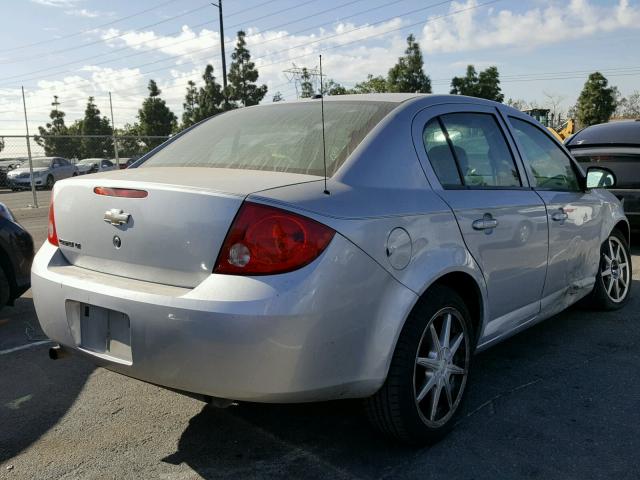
140 101 396 176
573 154 640 163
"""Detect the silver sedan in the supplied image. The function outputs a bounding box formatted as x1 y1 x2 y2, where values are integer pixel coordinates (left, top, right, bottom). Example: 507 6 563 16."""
6 156 77 189
31 94 631 444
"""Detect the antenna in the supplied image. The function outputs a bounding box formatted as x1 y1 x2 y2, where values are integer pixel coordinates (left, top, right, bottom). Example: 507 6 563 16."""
319 55 329 195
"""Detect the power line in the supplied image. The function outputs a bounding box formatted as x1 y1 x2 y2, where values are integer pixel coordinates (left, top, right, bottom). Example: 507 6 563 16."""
0 2 215 66
3 0 284 67
12 0 454 97
0 0 182 54
0 0 363 86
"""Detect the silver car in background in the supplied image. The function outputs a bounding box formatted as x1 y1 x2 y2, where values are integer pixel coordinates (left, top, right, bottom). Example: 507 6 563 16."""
32 94 630 444
76 158 118 175
6 156 77 190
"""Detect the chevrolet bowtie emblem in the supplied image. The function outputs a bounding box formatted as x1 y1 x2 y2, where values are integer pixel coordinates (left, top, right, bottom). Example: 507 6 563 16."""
104 208 130 226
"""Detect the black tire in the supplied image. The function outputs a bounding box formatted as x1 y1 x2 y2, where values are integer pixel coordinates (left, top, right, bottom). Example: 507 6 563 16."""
0 267 10 312
584 229 632 310
46 175 54 189
365 285 474 445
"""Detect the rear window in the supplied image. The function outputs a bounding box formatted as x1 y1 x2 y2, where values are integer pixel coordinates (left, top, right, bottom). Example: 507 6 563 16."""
573 154 640 163
141 101 396 176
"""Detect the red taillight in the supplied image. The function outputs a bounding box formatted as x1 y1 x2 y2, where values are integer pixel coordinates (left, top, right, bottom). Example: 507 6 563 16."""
214 202 335 275
48 199 58 246
94 187 148 198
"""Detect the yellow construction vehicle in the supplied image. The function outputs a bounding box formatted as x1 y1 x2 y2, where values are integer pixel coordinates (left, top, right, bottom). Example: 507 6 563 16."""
523 108 575 142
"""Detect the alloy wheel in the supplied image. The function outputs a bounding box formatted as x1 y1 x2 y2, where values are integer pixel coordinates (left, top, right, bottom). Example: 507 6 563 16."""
601 235 630 303
413 307 470 428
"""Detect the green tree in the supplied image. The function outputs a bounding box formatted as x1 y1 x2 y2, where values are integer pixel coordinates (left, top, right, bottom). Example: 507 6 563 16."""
351 74 389 94
506 98 529 111
272 91 284 102
322 79 347 96
36 95 81 157
194 65 226 121
80 96 113 158
116 123 145 157
450 65 504 102
616 90 640 118
181 80 199 129
387 34 431 93
138 80 177 149
576 72 617 126
300 67 315 98
227 30 268 107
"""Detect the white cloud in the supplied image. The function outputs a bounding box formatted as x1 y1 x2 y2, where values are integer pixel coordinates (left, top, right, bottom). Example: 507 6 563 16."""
31 0 78 7
421 0 640 53
66 8 110 18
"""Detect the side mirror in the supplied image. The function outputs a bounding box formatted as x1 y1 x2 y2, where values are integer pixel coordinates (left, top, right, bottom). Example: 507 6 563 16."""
586 166 616 189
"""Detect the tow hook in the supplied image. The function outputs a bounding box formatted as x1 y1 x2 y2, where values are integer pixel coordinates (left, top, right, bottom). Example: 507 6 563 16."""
49 344 69 360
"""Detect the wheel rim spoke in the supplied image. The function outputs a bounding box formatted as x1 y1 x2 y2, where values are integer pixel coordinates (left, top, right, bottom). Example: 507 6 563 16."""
429 382 443 421
417 356 440 370
601 268 612 277
447 364 465 375
443 376 453 408
430 324 441 352
609 240 615 261
607 277 615 294
449 333 464 357
440 313 452 349
416 374 437 403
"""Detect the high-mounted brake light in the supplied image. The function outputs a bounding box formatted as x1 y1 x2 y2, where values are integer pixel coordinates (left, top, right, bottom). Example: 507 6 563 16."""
48 198 58 246
94 187 148 198
214 202 335 275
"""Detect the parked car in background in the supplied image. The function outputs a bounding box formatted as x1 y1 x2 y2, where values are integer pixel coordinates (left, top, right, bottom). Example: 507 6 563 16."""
566 120 640 233
118 157 139 169
0 203 34 311
6 157 77 190
76 158 118 175
33 94 630 445
0 158 26 187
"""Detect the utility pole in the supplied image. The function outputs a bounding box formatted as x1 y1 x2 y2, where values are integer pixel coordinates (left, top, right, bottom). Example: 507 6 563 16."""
108 92 120 168
21 86 38 209
211 1 227 92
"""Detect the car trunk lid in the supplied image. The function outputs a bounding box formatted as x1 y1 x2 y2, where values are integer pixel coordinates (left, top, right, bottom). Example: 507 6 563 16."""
52 167 320 287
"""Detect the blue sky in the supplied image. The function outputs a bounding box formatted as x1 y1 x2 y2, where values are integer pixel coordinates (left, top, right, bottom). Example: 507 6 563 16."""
0 0 639 134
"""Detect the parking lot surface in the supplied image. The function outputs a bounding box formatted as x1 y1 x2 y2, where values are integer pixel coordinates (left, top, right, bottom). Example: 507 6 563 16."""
1 191 639 480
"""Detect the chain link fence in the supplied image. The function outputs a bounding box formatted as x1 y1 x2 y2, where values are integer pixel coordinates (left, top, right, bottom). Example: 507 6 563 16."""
0 134 169 191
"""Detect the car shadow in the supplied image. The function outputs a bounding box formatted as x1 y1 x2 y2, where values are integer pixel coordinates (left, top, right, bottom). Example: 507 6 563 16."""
165 280 640 479
0 296 94 463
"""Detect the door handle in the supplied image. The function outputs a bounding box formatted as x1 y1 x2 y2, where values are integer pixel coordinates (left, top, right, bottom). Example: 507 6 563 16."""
551 210 568 222
472 217 499 231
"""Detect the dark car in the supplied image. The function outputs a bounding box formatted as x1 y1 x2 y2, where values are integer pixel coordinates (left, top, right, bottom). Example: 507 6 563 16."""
0 203 34 310
566 120 640 232
0 158 25 188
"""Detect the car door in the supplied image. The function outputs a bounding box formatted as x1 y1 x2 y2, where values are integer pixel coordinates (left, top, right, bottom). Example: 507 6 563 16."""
50 158 61 180
59 158 74 178
101 160 114 172
505 114 603 314
413 104 549 343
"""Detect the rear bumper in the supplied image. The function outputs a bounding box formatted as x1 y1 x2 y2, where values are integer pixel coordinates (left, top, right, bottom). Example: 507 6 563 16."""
32 237 416 403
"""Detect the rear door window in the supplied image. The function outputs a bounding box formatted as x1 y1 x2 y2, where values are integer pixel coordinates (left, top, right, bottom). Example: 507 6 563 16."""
422 112 521 188
422 119 462 187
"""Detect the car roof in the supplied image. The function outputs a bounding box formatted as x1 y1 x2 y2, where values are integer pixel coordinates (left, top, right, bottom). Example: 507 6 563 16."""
566 120 640 148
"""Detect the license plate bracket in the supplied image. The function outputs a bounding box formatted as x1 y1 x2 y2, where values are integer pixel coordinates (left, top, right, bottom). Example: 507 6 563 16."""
66 301 132 363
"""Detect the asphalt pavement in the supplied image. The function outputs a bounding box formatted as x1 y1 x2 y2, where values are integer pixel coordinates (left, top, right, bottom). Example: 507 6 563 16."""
1 193 639 479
